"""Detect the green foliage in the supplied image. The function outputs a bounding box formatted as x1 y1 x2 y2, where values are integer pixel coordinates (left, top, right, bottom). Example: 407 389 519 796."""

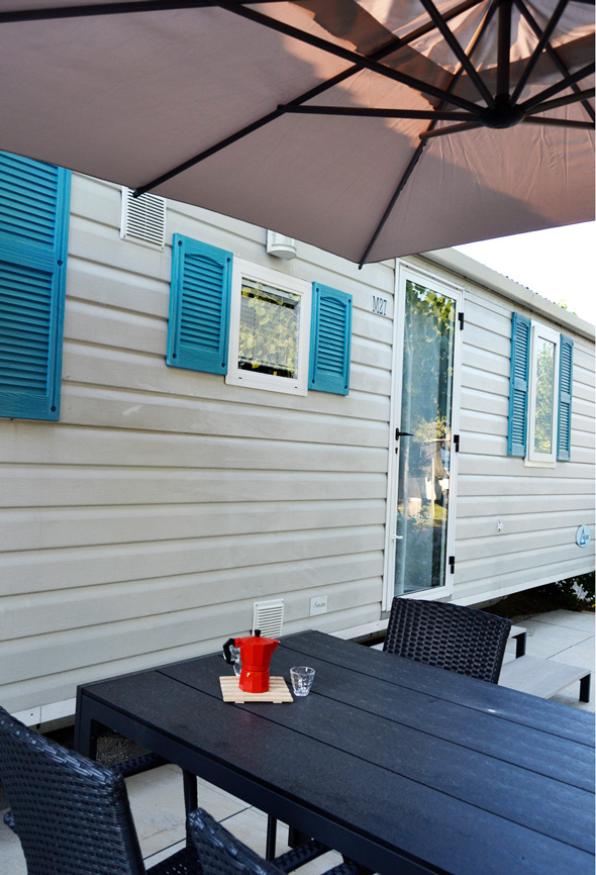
554 571 595 610
487 572 595 618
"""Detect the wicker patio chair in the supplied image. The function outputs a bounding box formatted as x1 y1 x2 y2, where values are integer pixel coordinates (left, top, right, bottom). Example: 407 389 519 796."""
383 597 511 684
0 705 195 875
188 808 365 875
0 707 362 875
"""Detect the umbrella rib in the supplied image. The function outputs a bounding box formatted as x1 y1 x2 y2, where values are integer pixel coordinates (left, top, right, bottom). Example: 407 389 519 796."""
419 120 484 138
0 0 282 24
280 106 477 121
513 0 595 122
511 0 569 102
132 33 428 197
132 0 488 196
523 117 595 129
519 62 595 112
496 0 513 97
216 2 483 114
357 0 499 267
418 0 495 107
525 87 595 115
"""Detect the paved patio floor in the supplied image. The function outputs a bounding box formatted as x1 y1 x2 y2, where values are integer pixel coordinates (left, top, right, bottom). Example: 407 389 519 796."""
1 608 593 873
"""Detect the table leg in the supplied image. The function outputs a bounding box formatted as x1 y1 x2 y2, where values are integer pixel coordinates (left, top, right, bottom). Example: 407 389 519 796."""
579 674 591 703
265 815 277 860
183 770 198 812
288 825 310 848
74 693 98 760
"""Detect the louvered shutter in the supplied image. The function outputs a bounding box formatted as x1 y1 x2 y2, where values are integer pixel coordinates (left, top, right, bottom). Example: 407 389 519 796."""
166 234 232 375
309 283 352 395
507 312 531 457
0 152 70 421
557 334 573 461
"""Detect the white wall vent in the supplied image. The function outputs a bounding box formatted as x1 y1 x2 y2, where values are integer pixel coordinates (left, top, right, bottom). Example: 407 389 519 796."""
120 187 166 249
252 599 285 639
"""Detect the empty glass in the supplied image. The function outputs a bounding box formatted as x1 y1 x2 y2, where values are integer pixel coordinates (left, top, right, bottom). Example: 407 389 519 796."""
290 666 315 697
224 644 241 677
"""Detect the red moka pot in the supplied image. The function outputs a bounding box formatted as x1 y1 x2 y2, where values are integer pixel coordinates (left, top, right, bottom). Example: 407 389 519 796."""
223 630 279 693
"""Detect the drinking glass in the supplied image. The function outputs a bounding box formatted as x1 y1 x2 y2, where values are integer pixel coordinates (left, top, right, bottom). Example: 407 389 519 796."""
225 644 241 677
290 666 315 697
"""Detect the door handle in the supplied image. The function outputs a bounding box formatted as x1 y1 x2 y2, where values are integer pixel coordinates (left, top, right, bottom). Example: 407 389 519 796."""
395 428 413 441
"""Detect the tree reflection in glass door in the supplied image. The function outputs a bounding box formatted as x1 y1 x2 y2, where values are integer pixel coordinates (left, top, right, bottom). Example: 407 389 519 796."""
395 280 456 594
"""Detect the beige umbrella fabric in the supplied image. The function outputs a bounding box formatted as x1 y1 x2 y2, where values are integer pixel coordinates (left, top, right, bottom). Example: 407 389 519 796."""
0 0 593 264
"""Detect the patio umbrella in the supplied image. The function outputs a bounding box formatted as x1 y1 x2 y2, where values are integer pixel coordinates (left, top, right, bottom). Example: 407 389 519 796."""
0 0 593 264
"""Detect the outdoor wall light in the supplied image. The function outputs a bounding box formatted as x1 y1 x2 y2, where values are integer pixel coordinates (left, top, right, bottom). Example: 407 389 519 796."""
266 230 297 260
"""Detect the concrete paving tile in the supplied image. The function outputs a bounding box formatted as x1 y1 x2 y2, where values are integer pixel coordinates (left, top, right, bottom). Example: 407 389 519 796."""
549 637 595 671
0 816 26 875
127 765 250 857
514 619 592 659
126 765 187 857
143 837 186 868
530 610 595 633
217 806 289 858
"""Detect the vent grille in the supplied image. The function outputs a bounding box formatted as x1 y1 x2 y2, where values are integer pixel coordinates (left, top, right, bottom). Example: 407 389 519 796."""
252 599 285 639
120 188 166 249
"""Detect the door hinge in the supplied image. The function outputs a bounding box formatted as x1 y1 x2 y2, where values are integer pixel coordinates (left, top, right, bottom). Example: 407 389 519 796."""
458 312 464 330
454 434 460 452
448 555 456 574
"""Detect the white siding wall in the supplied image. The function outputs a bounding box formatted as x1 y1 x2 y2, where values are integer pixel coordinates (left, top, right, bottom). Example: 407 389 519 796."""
0 174 395 714
1 176 594 720
452 275 595 604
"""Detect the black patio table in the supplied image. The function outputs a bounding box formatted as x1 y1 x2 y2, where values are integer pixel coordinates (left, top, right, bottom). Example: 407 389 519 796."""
75 630 595 875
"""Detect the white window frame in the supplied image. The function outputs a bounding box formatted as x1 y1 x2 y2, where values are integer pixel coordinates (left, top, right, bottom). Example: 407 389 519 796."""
527 321 560 466
226 258 311 396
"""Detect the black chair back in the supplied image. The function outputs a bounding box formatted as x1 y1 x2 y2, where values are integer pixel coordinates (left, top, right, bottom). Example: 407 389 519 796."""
0 706 145 875
188 808 280 875
383 597 511 683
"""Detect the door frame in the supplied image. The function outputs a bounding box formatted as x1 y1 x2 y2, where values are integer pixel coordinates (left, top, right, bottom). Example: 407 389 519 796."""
382 259 464 611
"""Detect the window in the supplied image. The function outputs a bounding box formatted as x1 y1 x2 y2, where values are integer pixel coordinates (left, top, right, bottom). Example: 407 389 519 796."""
226 259 311 395
508 313 573 463
527 322 560 464
167 235 352 397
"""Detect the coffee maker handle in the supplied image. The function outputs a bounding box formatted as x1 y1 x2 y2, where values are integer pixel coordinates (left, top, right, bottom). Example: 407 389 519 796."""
223 638 236 664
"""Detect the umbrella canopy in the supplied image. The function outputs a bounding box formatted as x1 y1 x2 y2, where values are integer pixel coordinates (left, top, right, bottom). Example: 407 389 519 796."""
0 0 593 264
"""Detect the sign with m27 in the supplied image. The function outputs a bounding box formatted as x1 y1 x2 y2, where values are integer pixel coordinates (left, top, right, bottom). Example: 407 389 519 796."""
372 295 388 316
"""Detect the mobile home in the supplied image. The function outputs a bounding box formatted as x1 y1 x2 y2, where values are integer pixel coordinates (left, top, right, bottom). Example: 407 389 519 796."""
1 154 594 724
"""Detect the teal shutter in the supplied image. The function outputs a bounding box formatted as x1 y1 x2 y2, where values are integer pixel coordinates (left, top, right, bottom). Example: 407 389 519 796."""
167 234 232 375
309 283 352 395
557 334 573 461
0 152 70 421
507 312 531 457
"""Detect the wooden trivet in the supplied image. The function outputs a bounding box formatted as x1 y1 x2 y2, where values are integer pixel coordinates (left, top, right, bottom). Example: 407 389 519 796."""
219 676 293 703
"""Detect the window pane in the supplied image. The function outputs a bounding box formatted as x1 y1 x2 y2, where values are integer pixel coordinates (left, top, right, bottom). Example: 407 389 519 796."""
395 281 456 594
534 336 555 454
238 278 300 379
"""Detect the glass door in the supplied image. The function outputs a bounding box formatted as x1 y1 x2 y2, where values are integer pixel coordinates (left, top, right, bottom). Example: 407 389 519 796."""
391 271 461 598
